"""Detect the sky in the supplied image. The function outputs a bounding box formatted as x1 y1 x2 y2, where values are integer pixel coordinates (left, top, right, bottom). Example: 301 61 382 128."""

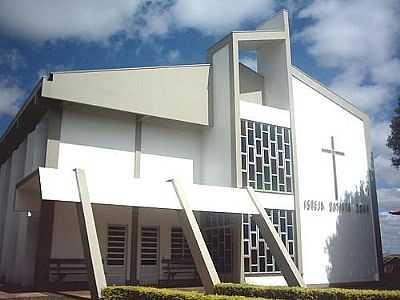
0 0 399 254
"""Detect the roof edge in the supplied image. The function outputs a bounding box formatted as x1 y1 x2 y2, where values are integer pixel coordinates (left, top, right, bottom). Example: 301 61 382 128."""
238 62 264 80
0 79 43 145
49 63 210 75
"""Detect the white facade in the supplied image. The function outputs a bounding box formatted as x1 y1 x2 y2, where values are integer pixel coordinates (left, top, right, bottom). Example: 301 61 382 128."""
292 75 379 284
58 103 137 178
0 10 381 290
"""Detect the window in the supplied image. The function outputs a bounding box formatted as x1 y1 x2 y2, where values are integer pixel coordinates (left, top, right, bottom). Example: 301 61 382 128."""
241 119 293 193
141 227 159 266
242 209 296 273
201 213 233 274
107 225 127 266
170 227 192 261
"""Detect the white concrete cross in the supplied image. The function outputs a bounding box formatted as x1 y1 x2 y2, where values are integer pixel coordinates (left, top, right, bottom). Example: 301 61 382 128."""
322 136 345 200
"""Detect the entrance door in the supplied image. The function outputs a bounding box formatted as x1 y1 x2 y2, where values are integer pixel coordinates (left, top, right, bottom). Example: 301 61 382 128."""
139 227 159 284
106 225 128 284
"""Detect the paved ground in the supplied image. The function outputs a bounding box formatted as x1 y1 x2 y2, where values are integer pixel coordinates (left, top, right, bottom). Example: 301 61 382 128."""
54 291 90 300
0 284 83 300
0 290 67 300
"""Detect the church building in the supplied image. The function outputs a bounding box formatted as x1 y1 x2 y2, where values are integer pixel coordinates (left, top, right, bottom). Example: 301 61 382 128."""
0 10 382 297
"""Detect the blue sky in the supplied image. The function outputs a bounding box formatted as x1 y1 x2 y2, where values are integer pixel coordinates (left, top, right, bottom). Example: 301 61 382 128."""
0 0 399 253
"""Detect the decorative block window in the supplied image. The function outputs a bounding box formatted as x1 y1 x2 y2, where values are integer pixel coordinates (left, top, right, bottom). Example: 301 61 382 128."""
240 119 293 193
242 209 296 273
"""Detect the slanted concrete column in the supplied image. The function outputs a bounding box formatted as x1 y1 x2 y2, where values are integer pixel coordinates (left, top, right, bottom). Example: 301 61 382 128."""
246 187 305 287
74 169 107 300
170 179 220 294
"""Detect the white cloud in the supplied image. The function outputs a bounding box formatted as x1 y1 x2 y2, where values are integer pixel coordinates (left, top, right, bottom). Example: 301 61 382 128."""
375 155 400 187
298 0 400 114
0 80 24 116
298 0 400 209
171 0 275 35
240 57 257 71
378 188 400 213
371 121 391 158
297 1 400 254
373 122 400 254
0 48 25 71
166 49 180 64
137 0 275 39
329 66 394 112
0 0 141 42
298 1 399 68
371 58 400 86
370 120 400 190
134 1 173 39
0 0 275 43
371 120 400 188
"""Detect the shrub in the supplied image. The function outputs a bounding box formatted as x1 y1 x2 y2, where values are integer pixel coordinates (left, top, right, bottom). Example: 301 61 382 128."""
215 283 400 300
102 286 268 300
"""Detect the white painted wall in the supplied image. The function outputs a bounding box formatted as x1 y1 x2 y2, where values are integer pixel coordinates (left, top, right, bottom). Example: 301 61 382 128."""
52 103 137 284
240 101 290 128
13 118 48 286
32 117 48 170
35 168 258 214
245 274 287 286
0 115 47 286
58 103 136 179
51 204 195 284
51 202 133 284
292 76 379 284
42 65 210 126
201 45 233 186
257 41 291 110
51 202 83 260
13 131 36 283
0 140 27 281
46 103 135 284
141 117 202 184
255 192 294 211
0 159 11 275
239 64 263 105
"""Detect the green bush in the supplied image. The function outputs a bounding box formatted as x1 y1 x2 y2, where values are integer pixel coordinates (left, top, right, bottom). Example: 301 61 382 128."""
215 283 400 300
102 286 268 300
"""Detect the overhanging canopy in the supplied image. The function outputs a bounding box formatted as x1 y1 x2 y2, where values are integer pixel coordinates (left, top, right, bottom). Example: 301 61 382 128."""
15 167 293 214
15 167 304 290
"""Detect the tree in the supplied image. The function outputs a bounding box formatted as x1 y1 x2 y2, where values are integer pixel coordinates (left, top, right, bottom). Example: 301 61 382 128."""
387 98 400 168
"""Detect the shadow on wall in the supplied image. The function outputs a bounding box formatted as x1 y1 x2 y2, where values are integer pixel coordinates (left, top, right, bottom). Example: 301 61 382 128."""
325 178 379 284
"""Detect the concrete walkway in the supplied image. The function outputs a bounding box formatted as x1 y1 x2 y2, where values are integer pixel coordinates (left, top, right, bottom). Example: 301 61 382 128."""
0 290 65 300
